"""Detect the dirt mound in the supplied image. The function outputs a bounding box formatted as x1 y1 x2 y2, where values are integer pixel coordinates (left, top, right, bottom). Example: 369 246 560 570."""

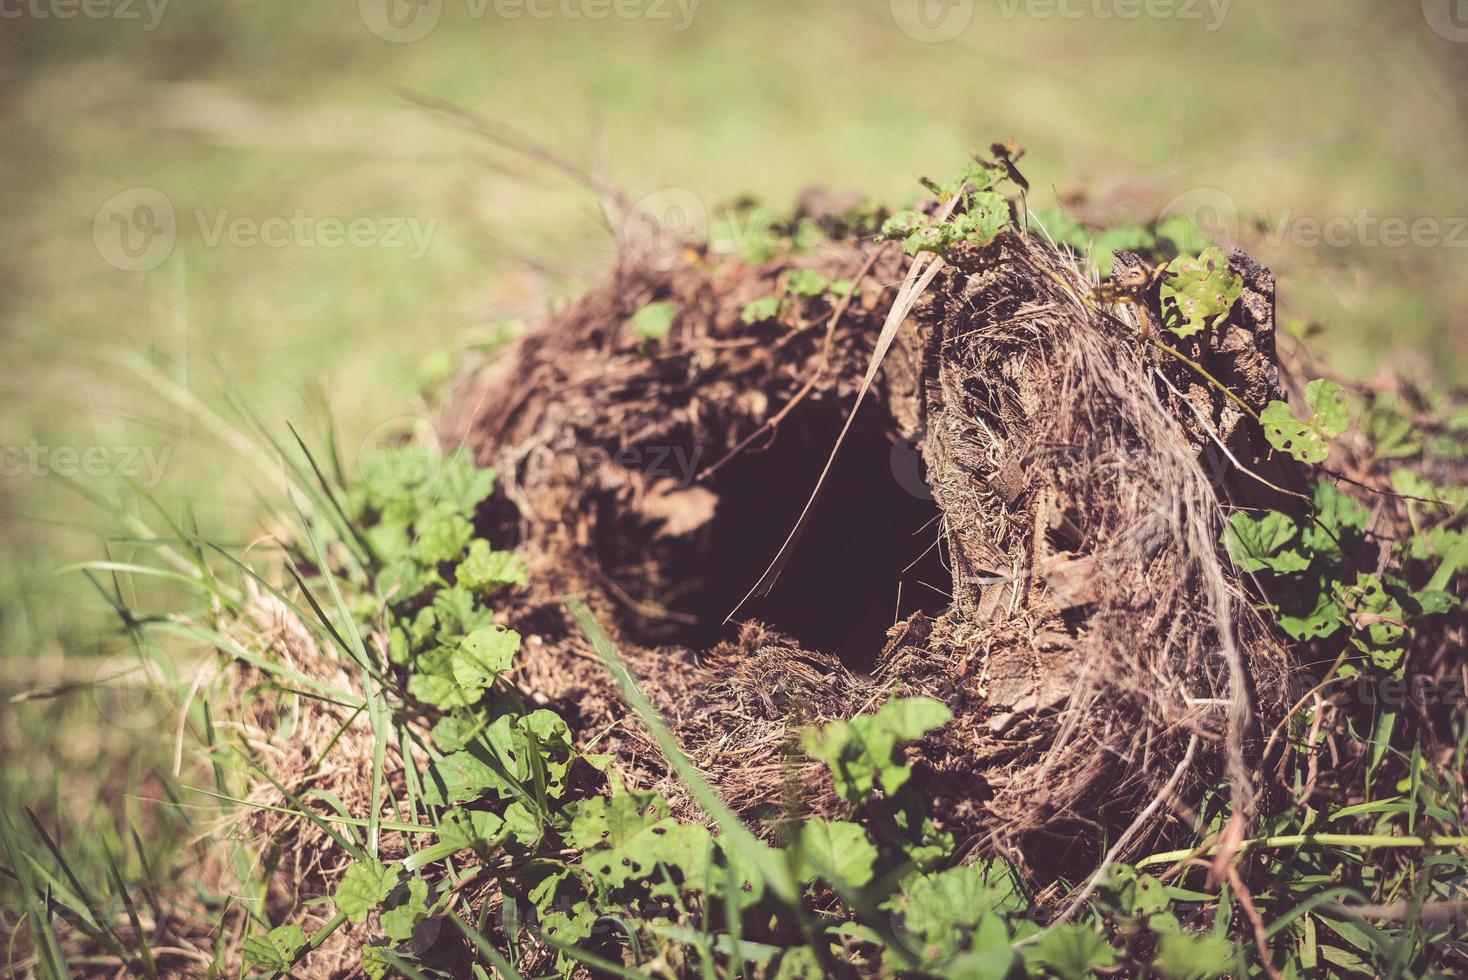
439 200 1298 876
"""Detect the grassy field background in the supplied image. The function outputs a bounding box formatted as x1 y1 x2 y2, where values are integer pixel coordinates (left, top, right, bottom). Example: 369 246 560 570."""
2 0 1466 889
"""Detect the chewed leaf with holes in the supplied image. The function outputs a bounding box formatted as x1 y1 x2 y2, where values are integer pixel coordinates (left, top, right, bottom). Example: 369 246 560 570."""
1159 246 1242 338
569 789 670 850
1260 380 1350 464
1344 574 1409 670
583 818 713 897
334 859 397 923
242 924 308 971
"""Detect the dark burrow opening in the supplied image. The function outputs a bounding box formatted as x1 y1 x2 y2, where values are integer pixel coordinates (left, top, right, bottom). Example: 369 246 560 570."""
662 398 952 672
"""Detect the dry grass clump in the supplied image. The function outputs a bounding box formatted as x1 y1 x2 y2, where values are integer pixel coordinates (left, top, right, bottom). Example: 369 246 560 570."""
440 213 1295 875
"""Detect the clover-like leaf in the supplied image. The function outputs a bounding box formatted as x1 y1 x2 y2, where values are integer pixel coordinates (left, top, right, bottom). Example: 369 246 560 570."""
334 859 396 923
1260 380 1350 465
1160 246 1242 338
242 923 308 971
630 301 676 341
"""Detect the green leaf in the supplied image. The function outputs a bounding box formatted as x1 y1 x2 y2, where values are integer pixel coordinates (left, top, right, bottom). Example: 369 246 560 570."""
1090 225 1157 275
407 668 476 711
451 627 521 691
1155 213 1213 255
434 450 498 517
1159 246 1242 338
1223 511 1310 574
773 946 824 980
1344 573 1408 669
1152 931 1233 979
803 696 952 804
800 820 877 886
420 751 503 806
787 268 828 297
334 859 396 923
888 865 994 958
569 791 667 850
241 924 308 971
584 818 713 896
630 301 677 341
361 945 390 980
874 696 954 740
1276 582 1346 641
741 296 782 324
455 539 528 594
412 512 474 565
502 800 544 848
1260 380 1350 464
1029 924 1117 980
380 877 431 942
942 914 1016 978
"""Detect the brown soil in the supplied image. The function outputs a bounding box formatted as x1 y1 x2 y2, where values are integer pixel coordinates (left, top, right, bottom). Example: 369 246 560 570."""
440 209 1297 878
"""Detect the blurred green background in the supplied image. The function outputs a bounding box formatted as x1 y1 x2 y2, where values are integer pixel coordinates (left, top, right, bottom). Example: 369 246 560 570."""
1 0 1466 857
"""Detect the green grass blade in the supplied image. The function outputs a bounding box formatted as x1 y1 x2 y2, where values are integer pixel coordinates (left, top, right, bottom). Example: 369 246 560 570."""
568 596 798 904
